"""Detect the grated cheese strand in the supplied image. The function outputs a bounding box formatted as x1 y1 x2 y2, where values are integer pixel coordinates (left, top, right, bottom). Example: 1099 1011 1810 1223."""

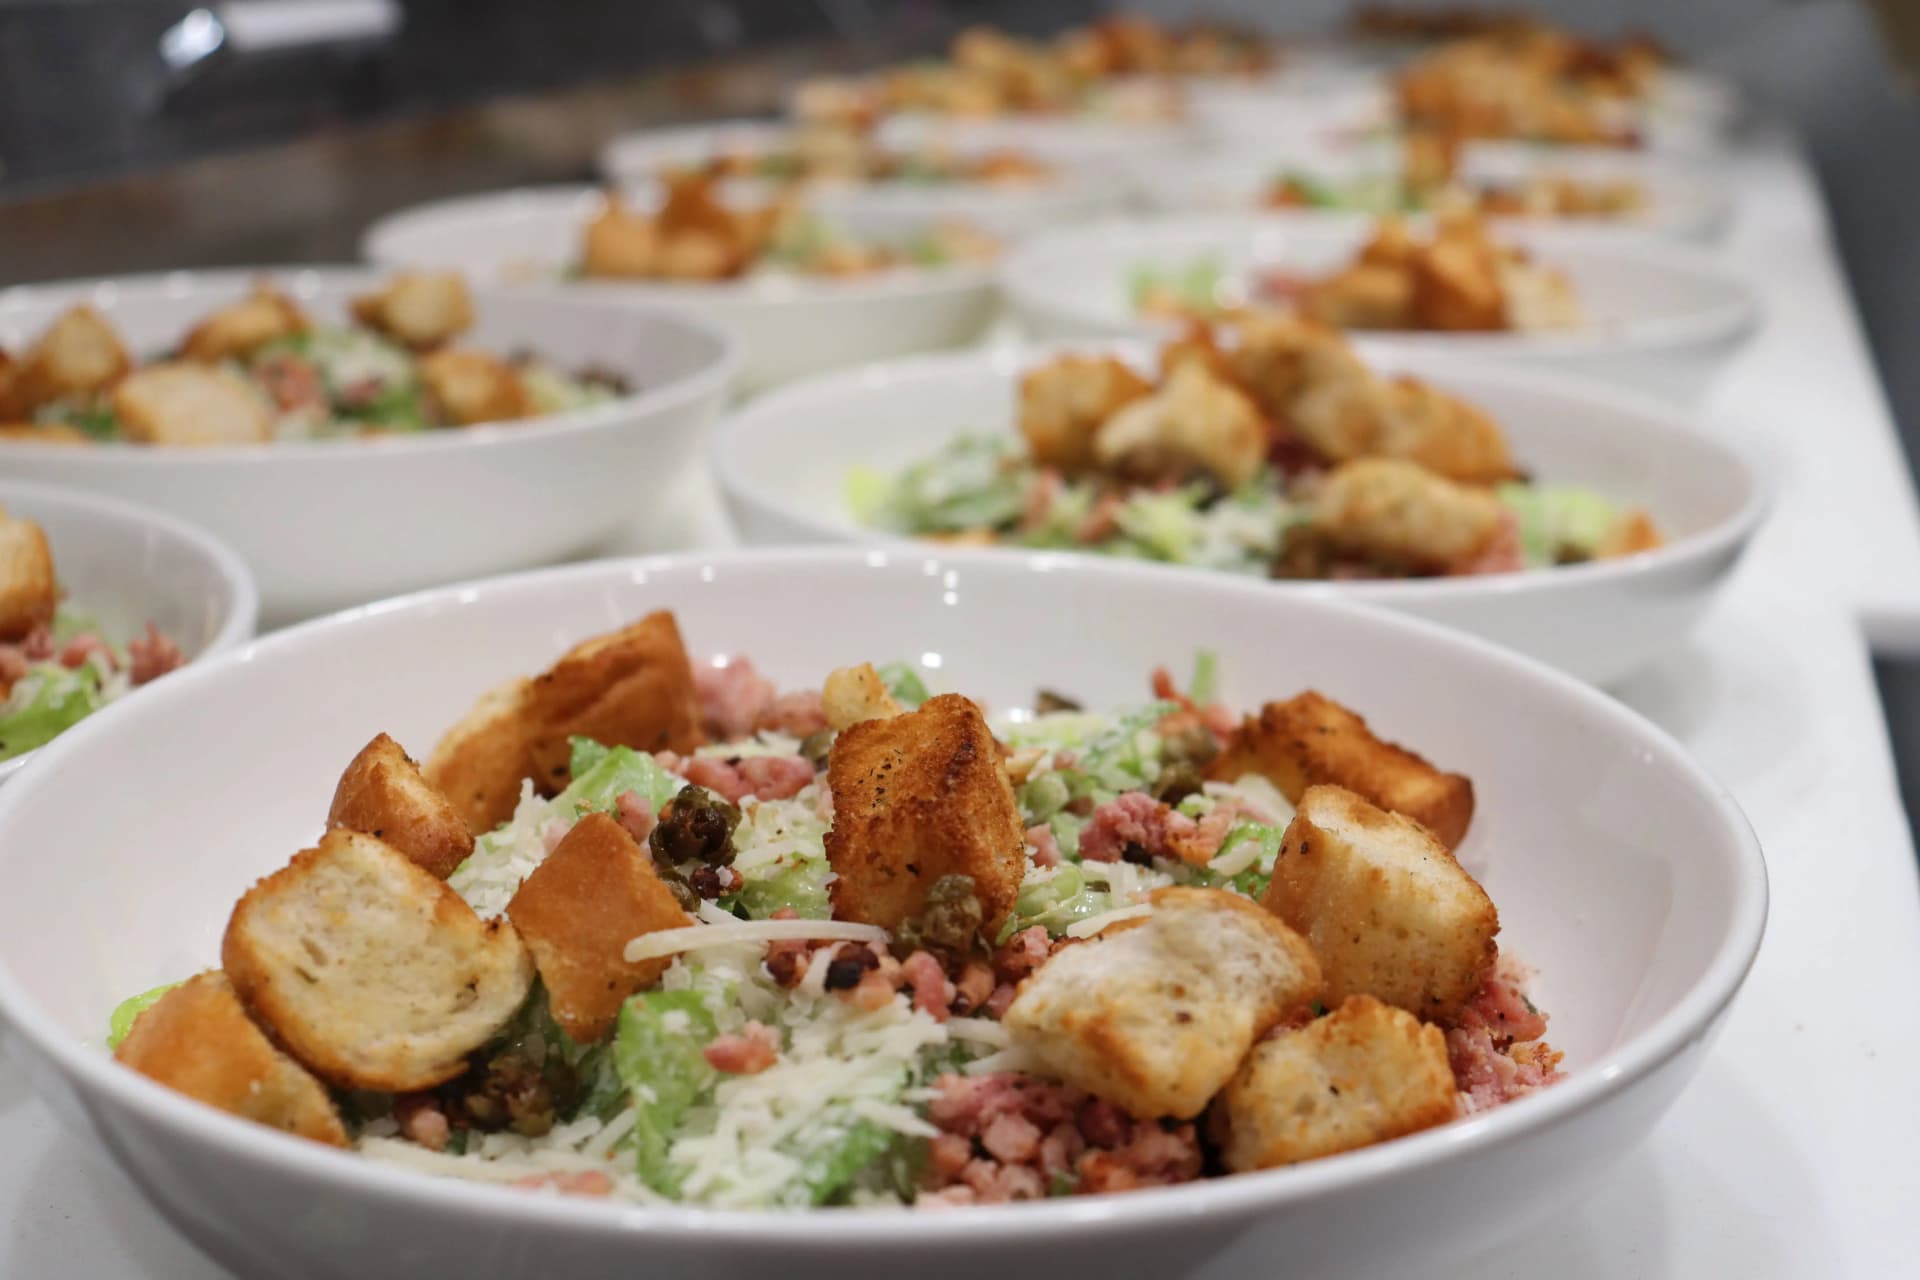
624 919 890 964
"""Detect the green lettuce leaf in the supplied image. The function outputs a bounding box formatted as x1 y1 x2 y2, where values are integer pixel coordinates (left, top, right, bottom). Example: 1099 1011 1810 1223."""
875 662 929 709
613 990 720 1195
560 737 682 819
107 981 182 1049
0 665 108 761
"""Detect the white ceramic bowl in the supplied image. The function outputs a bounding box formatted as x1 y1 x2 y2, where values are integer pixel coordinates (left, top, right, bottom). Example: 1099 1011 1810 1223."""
0 548 1765 1279
598 119 1125 241
0 480 256 783
0 269 737 622
999 214 1760 401
362 185 1000 395
712 343 1765 687
874 112 1198 174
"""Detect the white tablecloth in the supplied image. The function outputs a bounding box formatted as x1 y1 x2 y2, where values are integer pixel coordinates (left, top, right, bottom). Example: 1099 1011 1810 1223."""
5 128 1919 1278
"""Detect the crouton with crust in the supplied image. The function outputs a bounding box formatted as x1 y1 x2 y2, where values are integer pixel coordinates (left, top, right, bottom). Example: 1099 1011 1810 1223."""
0 507 58 642
1223 313 1366 427
1263 785 1497 1019
328 732 475 879
0 305 130 416
222 829 534 1092
418 348 532 426
1375 377 1516 484
822 662 904 732
1300 262 1417 331
1310 457 1507 572
113 363 273 446
1212 994 1456 1170
350 272 474 349
0 421 93 446
114 971 348 1147
180 286 308 363
423 677 539 836
582 196 662 279
1018 354 1152 473
1206 690 1474 848
1596 508 1663 558
1093 359 1268 491
1004 887 1322 1119
506 812 691 1041
522 610 705 789
825 692 1025 933
1411 223 1507 331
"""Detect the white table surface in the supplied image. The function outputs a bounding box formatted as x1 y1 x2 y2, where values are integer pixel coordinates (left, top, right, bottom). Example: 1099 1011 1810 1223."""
6 128 1920 1278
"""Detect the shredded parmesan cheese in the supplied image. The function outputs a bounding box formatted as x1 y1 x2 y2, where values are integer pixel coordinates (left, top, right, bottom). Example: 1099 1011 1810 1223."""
1064 904 1154 938
624 919 890 965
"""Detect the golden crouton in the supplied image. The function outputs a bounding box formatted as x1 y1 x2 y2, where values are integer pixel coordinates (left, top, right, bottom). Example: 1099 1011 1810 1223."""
1004 887 1322 1119
423 677 540 836
0 305 130 416
1356 217 1417 269
113 363 273 447
179 286 307 363
1093 360 1268 491
1412 229 1507 331
1157 323 1234 385
1212 994 1456 1170
0 508 58 642
1018 355 1152 473
825 692 1026 933
222 829 534 1092
327 733 475 880
418 348 532 426
1300 262 1417 331
522 610 705 790
1224 314 1363 426
1310 457 1506 572
114 971 347 1147
350 272 475 349
506 812 691 1042
582 196 662 279
1263 785 1497 1019
653 175 751 280
1375 377 1516 484
822 662 905 732
1596 508 1663 559
1207 690 1475 848
0 421 93 446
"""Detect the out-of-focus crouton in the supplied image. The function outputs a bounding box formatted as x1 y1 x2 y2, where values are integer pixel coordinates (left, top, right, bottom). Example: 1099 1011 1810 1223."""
1375 377 1516 484
653 175 752 281
1156 323 1233 384
1300 262 1417 331
180 286 308 363
1005 887 1322 1119
506 812 691 1041
350 272 475 349
822 662 905 732
423 677 539 836
1212 994 1456 1170
418 348 532 426
1093 360 1268 491
1310 457 1506 572
1206 690 1474 848
0 305 130 416
1017 355 1152 473
114 971 347 1146
825 692 1025 933
222 829 534 1092
0 507 58 642
327 732 474 880
1411 225 1507 331
1356 217 1417 269
0 421 93 446
1596 508 1663 559
582 196 662 279
1262 785 1497 1018
112 363 273 446
522 609 705 790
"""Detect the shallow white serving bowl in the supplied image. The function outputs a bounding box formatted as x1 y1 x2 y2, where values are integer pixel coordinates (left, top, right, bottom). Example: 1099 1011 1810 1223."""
598 119 1125 241
998 214 1760 401
0 269 737 622
362 185 999 395
0 480 257 783
873 111 1198 173
712 343 1765 687
0 548 1765 1279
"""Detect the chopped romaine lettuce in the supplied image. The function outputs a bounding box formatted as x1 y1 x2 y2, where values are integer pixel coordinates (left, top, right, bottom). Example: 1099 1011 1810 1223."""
1498 483 1621 566
875 662 929 709
0 665 108 761
774 1109 901 1207
863 434 1024 534
561 737 682 819
613 990 720 1195
107 981 182 1049
736 857 833 920
999 863 1115 941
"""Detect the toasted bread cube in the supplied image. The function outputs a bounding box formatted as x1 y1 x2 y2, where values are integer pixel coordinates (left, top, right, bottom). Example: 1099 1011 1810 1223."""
0 305 130 415
582 196 662 279
180 286 308 363
0 509 57 642
328 733 475 879
1093 360 1268 491
1596 508 1663 559
1213 994 1456 1170
1263 785 1496 1018
1356 217 1418 269
1207 691 1474 848
1018 355 1152 473
114 972 347 1146
1301 262 1417 331
1156 323 1233 385
351 272 474 349
825 692 1025 932
1374 377 1516 485
523 610 705 790
1310 457 1506 572
822 662 904 732
1412 217 1507 331
1005 887 1322 1119
419 348 531 426
423 676 539 836
223 829 533 1091
1224 313 1364 426
113 363 273 446
0 421 93 446
506 812 691 1041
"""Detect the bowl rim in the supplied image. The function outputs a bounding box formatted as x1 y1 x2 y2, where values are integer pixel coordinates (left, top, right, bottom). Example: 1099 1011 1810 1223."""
707 338 1772 607
0 545 1769 1245
359 184 1003 305
0 477 259 783
996 212 1764 358
0 265 743 466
